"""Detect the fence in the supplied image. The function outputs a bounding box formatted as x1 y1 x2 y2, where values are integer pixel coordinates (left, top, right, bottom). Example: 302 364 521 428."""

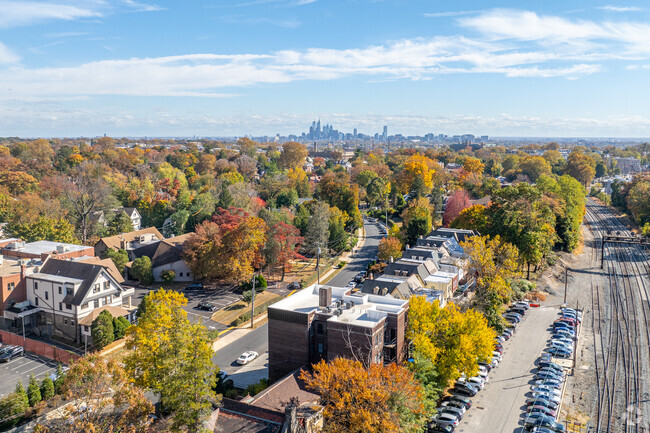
0 330 80 365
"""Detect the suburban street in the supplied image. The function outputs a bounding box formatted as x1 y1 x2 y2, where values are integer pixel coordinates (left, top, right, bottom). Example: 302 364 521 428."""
213 324 268 389
327 220 382 287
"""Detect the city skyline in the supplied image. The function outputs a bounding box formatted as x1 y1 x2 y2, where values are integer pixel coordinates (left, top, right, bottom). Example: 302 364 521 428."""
1 1 650 137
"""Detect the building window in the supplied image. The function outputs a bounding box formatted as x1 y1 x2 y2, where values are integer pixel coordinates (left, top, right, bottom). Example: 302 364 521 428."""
179 272 183 277
35 298 39 306
34 282 38 290
45 292 49 301
104 281 110 290
66 304 72 310
82 303 89 309
317 342 323 354
113 294 121 300
316 323 324 335
58 286 62 295
94 299 99 308
66 287 73 296
59 302 63 311
84 326 89 332
7 282 14 291
93 284 100 294
63 318 67 325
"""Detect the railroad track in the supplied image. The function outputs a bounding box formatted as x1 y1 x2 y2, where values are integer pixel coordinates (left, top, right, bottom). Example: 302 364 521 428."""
584 199 649 433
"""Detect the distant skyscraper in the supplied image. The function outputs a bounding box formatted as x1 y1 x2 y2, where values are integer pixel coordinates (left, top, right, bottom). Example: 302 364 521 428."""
382 125 388 141
353 128 357 138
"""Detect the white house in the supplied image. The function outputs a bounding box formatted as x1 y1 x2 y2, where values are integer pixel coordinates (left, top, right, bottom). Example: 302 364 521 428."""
24 259 134 344
147 233 194 282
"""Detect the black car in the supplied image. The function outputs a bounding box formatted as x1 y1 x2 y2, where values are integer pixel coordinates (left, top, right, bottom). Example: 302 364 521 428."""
197 301 217 311
185 282 204 290
0 346 23 362
428 423 454 433
452 383 478 396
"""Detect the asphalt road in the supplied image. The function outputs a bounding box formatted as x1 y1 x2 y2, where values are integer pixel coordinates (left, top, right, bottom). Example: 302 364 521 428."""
327 220 382 287
213 324 269 389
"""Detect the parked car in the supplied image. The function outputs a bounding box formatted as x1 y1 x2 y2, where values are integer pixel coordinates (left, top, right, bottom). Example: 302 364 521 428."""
0 345 23 362
530 392 561 404
528 404 557 417
525 398 559 410
552 329 575 338
428 424 454 433
538 368 565 378
439 405 465 419
538 361 563 371
548 341 572 351
508 307 526 316
533 378 563 389
478 361 494 372
236 351 259 365
453 383 478 396
551 337 573 346
531 385 562 396
514 301 530 309
524 417 566 432
525 413 556 423
535 372 564 382
184 282 204 290
431 413 459 428
545 347 572 358
197 301 217 311
441 400 467 412
442 395 472 409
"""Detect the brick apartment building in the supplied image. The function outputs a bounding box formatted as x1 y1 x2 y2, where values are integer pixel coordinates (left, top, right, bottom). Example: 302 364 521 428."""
268 284 408 382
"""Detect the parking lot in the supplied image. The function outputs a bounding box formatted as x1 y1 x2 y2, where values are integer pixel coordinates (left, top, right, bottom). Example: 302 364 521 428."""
456 305 560 433
0 352 60 398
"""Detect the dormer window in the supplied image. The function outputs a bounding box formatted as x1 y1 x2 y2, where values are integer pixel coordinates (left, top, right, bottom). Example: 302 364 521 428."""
93 284 100 294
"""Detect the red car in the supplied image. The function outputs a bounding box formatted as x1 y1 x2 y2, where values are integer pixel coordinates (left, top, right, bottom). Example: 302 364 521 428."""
556 317 578 326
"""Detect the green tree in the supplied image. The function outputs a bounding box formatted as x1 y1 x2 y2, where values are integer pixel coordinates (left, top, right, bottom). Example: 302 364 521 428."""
275 188 299 208
91 310 115 350
40 377 55 401
131 256 153 285
113 316 131 340
53 364 65 394
104 248 129 273
401 197 432 247
0 384 29 428
304 201 330 257
125 289 219 432
27 375 42 407
106 211 134 236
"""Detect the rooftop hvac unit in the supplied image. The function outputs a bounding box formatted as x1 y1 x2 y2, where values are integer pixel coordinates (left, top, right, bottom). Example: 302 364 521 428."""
56 244 70 253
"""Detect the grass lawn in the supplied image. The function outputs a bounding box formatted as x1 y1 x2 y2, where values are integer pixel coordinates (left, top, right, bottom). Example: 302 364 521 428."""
211 291 280 326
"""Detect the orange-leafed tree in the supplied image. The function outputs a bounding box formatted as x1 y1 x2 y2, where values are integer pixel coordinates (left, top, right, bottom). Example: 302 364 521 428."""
184 207 267 283
377 236 402 262
264 222 304 281
301 358 426 433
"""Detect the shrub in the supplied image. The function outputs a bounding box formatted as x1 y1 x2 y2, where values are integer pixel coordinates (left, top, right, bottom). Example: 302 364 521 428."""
245 379 269 396
240 275 267 293
112 316 131 340
242 290 253 303
40 377 55 401
161 269 176 283
337 261 346 269
91 310 114 350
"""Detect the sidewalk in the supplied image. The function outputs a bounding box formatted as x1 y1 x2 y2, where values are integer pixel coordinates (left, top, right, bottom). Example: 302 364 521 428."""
320 225 368 284
213 312 268 352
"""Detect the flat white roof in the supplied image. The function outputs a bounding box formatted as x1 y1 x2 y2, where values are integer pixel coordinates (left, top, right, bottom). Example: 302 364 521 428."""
270 284 408 328
8 241 90 256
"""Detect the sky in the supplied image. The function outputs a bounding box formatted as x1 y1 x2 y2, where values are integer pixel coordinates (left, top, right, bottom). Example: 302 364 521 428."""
1 0 650 138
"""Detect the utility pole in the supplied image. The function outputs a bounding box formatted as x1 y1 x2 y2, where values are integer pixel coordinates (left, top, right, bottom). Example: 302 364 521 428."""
317 247 321 285
250 272 256 329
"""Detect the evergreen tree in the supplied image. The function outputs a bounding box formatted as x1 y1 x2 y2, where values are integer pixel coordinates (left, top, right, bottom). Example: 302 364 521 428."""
27 375 41 407
40 377 55 401
112 316 131 340
91 310 115 350
131 256 153 285
14 382 29 410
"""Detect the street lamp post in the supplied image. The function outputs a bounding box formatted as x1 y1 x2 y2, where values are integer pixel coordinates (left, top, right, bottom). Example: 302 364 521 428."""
317 247 321 285
250 272 256 329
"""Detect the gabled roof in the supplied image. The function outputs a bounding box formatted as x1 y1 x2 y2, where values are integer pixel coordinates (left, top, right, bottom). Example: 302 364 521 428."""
384 259 436 282
36 259 123 306
150 233 193 268
96 227 164 251
76 257 125 283
78 305 130 326
123 207 140 218
428 228 480 244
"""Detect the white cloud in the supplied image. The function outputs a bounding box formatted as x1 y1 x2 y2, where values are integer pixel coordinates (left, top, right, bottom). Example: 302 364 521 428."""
0 1 101 28
0 41 19 64
598 5 643 12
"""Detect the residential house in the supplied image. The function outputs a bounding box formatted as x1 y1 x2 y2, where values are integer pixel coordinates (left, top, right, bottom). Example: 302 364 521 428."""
94 227 164 259
0 254 39 324
147 233 194 282
122 207 142 231
268 284 408 382
19 259 134 344
90 207 143 232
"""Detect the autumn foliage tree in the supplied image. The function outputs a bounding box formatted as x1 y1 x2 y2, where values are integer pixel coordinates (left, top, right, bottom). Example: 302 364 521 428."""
34 354 153 433
401 197 432 247
301 358 426 433
442 189 472 227
264 222 304 280
184 207 267 283
407 296 495 388
377 236 402 262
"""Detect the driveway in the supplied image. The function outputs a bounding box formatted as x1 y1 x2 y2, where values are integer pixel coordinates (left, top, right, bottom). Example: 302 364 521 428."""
213 324 268 389
457 305 559 433
327 220 382 287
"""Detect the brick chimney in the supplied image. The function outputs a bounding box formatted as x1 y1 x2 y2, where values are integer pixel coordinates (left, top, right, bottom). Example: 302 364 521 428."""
20 264 27 279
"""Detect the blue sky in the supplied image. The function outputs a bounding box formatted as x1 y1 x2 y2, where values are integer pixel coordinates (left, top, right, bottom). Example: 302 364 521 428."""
1 0 650 137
